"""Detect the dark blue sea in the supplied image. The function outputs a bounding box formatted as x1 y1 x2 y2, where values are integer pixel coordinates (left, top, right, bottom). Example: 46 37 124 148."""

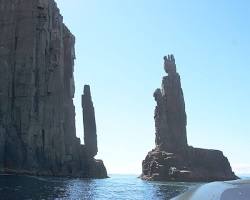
0 174 199 200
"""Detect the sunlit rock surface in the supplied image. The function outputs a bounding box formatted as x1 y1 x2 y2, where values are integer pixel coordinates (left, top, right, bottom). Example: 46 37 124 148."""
0 0 107 178
141 55 237 181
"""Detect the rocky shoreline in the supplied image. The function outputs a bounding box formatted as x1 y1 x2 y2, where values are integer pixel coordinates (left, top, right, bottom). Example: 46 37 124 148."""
0 160 108 179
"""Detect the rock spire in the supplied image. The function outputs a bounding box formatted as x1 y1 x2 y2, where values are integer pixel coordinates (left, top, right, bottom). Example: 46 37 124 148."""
141 55 237 181
154 54 187 152
82 85 98 158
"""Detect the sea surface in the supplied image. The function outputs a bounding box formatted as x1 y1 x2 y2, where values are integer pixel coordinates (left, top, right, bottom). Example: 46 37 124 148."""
0 174 200 200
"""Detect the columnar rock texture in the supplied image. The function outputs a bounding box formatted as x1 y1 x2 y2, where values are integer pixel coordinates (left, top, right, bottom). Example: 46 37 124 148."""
81 85 107 178
0 0 107 178
141 55 238 182
154 55 187 153
82 85 98 158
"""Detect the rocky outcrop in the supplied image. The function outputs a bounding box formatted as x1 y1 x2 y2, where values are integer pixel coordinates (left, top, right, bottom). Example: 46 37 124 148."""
141 55 238 182
0 0 107 178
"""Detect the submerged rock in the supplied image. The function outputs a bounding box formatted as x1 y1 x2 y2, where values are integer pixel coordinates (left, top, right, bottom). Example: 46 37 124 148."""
141 55 237 182
0 0 107 178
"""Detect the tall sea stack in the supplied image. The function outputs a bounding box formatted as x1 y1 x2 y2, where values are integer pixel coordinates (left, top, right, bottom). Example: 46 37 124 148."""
154 55 187 152
82 85 98 158
81 85 107 178
141 55 237 181
0 0 107 178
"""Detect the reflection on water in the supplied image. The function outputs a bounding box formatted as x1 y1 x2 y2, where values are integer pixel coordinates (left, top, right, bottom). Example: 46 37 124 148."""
0 174 199 200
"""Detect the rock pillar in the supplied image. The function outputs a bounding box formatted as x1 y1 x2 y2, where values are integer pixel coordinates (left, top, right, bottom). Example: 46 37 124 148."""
141 55 237 182
82 85 98 157
154 55 187 152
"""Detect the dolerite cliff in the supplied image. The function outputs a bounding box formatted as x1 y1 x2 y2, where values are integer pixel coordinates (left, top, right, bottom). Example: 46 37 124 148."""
0 0 107 178
141 55 237 182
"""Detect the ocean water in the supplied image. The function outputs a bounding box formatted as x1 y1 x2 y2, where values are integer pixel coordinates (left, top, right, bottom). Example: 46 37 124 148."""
0 174 199 200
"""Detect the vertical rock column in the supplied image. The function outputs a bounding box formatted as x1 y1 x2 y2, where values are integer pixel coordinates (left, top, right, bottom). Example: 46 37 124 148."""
142 55 237 181
154 55 188 152
0 127 4 169
82 85 98 158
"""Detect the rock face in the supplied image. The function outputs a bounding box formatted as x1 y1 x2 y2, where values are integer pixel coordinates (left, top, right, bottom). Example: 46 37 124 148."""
0 0 107 178
141 55 237 182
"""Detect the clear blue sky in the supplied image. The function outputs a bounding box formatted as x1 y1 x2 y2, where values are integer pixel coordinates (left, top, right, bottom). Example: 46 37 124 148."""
56 0 250 175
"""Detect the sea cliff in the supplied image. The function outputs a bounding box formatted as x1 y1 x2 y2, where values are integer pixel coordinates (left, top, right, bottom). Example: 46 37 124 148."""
0 0 107 178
